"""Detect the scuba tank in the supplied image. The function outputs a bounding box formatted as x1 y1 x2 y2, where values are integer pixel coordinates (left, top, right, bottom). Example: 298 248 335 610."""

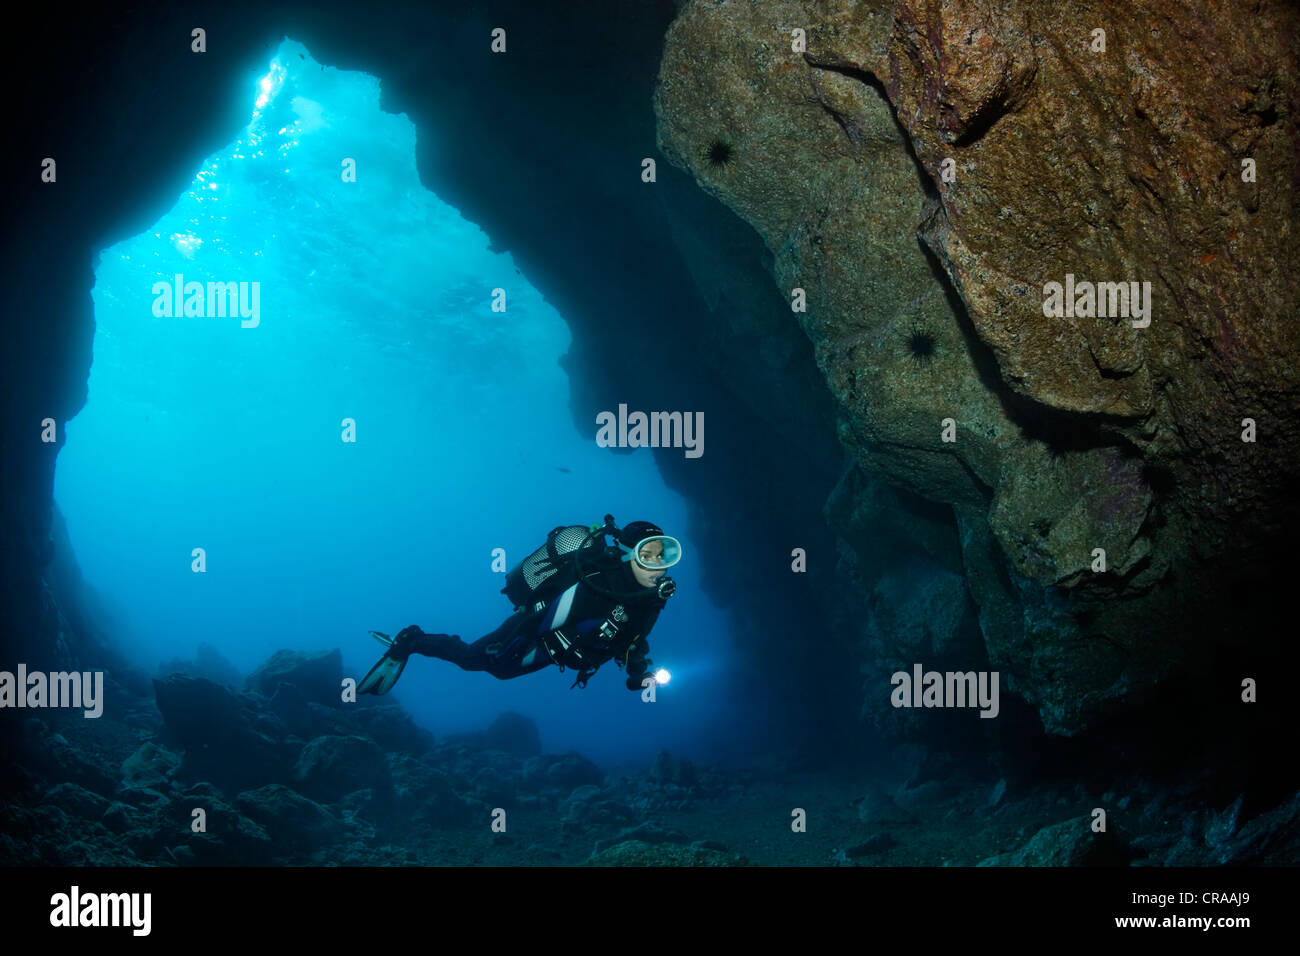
500 524 595 612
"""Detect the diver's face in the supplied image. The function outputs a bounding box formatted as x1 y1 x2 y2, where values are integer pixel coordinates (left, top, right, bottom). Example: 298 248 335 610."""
630 540 666 588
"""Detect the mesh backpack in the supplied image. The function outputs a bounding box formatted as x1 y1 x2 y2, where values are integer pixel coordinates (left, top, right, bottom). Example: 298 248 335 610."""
501 524 601 612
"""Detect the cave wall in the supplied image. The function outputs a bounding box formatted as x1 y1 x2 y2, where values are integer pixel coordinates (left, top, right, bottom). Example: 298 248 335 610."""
654 0 1299 736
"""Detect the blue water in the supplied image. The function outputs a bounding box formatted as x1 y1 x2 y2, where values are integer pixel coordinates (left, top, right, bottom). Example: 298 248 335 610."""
54 38 738 768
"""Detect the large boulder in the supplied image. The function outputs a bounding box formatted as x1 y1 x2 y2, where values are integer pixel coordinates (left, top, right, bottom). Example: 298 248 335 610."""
388 753 476 827
153 675 287 792
41 781 110 819
245 649 344 706
156 641 242 689
235 784 342 854
351 701 436 756
978 814 1129 866
523 752 605 792
120 742 181 791
293 735 391 803
153 675 244 742
17 719 117 796
171 785 274 865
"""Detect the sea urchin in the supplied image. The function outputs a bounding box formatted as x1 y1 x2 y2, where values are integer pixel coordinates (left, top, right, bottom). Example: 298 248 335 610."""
705 139 734 169
906 326 937 367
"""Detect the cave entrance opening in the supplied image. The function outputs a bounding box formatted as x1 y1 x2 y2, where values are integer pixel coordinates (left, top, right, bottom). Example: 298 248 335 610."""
52 37 727 765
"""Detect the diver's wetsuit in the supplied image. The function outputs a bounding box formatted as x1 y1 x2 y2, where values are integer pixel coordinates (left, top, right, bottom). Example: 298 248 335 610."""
402 556 664 689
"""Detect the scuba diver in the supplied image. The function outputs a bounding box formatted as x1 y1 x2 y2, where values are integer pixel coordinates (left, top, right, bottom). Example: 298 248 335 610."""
357 516 680 695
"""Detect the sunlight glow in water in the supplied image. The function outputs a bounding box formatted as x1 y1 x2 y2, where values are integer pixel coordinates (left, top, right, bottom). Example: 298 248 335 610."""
53 38 729 764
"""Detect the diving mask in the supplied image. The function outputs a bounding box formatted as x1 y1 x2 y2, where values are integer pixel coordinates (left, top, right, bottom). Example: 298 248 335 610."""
618 535 682 571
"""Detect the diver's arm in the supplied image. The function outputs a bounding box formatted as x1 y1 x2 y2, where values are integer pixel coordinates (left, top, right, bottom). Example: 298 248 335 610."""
622 635 654 691
621 605 664 689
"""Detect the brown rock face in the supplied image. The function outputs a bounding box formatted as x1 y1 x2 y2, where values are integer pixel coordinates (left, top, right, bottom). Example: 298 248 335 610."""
656 0 1299 734
882 0 1299 734
885 0 1297 446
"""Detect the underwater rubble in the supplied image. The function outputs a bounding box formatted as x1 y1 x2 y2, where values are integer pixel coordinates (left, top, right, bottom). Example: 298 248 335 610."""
2 646 1296 867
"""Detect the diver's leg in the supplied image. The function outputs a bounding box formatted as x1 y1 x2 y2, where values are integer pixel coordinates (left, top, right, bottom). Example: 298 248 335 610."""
453 613 554 680
404 612 552 679
482 636 553 680
408 631 482 670
424 614 531 673
460 623 529 676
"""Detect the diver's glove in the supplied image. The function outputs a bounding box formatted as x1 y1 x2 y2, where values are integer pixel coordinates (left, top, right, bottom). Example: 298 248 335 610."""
626 670 655 692
387 625 426 662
